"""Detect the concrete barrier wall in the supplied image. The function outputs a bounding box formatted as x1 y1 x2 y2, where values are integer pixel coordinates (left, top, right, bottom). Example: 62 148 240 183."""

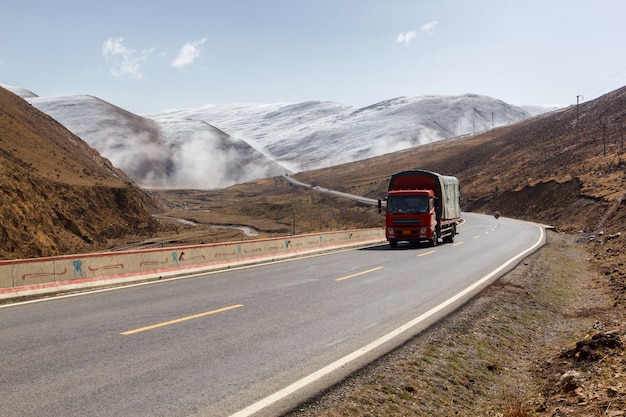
0 228 385 300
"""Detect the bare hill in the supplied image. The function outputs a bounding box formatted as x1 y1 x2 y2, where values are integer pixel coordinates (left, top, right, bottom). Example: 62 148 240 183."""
0 86 164 259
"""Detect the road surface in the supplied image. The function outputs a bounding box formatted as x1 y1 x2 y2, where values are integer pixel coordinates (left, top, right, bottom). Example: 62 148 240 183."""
0 213 544 417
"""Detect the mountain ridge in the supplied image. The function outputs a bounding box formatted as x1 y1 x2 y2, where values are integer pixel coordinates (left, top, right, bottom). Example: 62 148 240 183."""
153 93 534 173
3 82 538 188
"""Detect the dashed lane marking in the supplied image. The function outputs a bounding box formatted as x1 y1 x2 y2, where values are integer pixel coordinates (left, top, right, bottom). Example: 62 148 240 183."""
120 304 244 335
334 266 384 282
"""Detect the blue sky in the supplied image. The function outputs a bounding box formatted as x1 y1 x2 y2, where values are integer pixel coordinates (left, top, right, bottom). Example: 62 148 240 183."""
2 0 626 114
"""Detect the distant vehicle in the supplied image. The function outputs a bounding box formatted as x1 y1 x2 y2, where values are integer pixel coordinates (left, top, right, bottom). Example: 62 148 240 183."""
379 170 461 248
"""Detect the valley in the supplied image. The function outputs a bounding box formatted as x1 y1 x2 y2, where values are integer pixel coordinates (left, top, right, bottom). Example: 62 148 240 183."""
1 82 625 416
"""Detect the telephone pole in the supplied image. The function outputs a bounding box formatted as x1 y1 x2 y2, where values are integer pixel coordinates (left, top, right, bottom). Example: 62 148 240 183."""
576 95 583 145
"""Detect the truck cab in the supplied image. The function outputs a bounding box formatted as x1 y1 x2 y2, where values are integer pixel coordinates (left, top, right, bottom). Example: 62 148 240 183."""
380 170 461 248
385 189 438 247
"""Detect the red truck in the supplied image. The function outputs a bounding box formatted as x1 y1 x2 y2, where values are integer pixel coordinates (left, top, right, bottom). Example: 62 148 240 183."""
378 170 461 248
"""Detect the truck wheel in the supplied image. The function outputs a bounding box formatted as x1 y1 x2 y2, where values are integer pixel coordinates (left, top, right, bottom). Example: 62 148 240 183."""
389 240 398 248
430 232 438 247
443 225 456 244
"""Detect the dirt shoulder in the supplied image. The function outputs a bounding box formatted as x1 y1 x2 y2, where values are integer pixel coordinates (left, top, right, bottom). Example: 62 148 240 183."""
284 231 625 416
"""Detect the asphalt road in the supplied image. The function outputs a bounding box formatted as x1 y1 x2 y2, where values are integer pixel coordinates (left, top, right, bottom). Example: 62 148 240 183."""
0 213 544 417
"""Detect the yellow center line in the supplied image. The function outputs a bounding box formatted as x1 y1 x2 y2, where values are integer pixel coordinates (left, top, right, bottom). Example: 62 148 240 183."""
452 241 464 247
418 250 436 257
335 266 384 282
120 304 244 335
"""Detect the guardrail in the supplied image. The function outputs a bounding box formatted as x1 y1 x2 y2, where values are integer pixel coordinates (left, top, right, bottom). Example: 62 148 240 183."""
0 228 385 301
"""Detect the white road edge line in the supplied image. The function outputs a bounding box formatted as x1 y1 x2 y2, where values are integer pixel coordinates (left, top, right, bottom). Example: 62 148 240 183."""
229 224 546 417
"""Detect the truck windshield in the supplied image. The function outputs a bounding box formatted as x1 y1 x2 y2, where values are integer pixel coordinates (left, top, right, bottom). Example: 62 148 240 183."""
387 196 429 214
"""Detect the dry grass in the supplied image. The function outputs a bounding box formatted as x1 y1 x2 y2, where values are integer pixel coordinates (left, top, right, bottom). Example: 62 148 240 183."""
503 400 532 417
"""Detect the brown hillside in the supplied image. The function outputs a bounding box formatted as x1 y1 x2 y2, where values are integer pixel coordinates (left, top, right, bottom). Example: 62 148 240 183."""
0 86 163 259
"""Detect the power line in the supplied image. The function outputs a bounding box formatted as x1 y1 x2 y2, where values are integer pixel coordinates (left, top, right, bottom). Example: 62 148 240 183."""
582 64 626 99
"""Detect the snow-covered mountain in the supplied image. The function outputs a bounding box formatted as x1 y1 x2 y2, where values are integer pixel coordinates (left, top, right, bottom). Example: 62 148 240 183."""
1 85 286 189
156 95 532 171
2 82 535 189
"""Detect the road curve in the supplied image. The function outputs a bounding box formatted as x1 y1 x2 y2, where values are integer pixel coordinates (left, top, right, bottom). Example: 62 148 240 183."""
0 213 544 417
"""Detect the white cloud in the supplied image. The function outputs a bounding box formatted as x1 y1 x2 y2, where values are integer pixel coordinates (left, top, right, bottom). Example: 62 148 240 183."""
102 37 154 80
396 31 417 45
421 20 438 34
171 37 207 70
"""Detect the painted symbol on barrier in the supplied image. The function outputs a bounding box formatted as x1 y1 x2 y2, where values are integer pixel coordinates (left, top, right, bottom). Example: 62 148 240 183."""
72 260 83 278
172 252 179 266
244 248 262 254
285 240 291 248
215 250 236 259
22 268 68 281
88 264 124 272
140 259 168 267
177 252 205 262
237 245 242 257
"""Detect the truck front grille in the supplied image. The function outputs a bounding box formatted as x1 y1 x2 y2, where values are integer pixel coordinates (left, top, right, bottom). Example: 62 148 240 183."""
392 219 421 226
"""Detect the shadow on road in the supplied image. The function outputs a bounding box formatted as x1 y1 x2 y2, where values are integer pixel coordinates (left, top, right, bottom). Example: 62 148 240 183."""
359 243 434 251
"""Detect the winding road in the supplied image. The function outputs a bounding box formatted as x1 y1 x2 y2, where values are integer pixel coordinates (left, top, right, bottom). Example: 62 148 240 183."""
0 213 544 417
